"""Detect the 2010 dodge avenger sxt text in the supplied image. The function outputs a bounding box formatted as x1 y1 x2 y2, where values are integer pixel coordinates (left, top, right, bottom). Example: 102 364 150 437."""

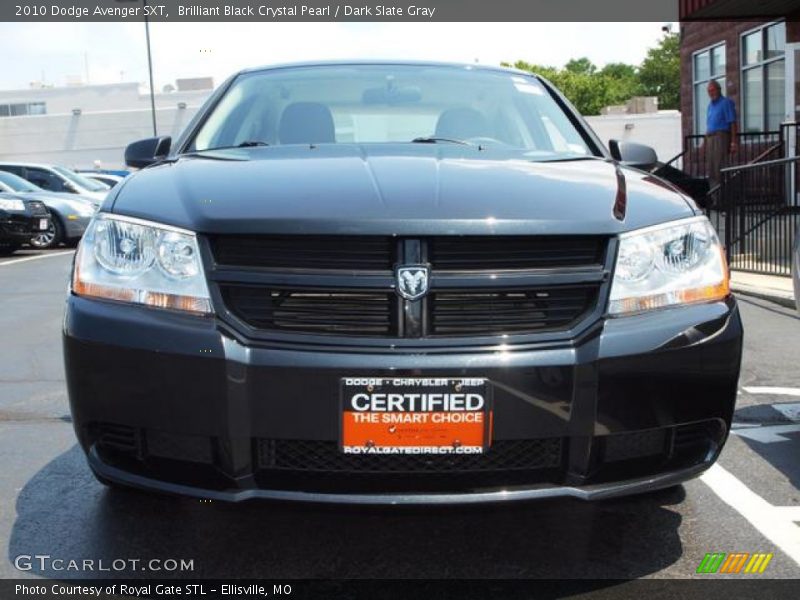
63 61 743 504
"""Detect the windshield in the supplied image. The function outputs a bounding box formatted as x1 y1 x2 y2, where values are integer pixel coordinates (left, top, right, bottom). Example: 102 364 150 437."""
0 170 42 192
51 166 109 192
190 64 595 159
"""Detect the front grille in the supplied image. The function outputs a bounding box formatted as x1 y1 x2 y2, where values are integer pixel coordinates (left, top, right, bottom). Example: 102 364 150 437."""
673 420 724 459
26 200 48 216
211 235 605 272
604 429 668 462
221 286 396 336
430 285 598 336
2 216 35 234
429 236 606 270
91 423 141 456
589 420 725 484
211 235 394 270
257 438 563 473
210 235 609 340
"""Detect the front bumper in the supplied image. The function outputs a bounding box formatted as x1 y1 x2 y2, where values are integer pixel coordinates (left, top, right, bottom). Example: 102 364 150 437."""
0 212 48 242
64 295 743 504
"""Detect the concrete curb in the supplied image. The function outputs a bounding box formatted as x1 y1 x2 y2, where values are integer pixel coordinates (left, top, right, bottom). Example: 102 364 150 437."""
731 283 796 310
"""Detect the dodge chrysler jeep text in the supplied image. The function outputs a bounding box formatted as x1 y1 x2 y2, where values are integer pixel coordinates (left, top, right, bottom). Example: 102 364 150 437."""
64 61 743 503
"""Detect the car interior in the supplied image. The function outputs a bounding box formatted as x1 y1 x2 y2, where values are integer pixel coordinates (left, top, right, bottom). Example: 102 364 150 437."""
190 67 593 157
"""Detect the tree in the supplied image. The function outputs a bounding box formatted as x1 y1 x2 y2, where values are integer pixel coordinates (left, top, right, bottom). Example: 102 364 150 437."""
505 59 637 116
638 32 680 110
564 57 596 75
504 31 681 115
599 62 637 80
599 62 639 106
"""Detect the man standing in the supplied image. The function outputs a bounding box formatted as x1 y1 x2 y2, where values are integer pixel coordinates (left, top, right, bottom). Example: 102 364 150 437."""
705 80 738 189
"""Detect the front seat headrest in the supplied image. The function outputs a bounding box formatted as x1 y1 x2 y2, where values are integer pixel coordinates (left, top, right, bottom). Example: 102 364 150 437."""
279 102 336 144
435 107 491 140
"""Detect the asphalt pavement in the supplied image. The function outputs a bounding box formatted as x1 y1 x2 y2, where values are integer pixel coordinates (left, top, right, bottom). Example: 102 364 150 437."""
0 250 799 581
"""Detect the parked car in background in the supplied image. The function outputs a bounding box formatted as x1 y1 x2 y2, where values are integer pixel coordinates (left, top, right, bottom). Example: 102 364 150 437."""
652 162 711 208
76 171 126 188
0 193 50 255
0 170 97 249
0 162 109 203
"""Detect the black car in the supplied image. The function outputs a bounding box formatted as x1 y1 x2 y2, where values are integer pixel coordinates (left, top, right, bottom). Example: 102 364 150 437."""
0 193 50 255
64 61 742 504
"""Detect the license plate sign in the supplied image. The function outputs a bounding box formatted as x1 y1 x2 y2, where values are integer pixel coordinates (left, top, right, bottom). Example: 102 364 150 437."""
38 219 49 230
340 377 491 455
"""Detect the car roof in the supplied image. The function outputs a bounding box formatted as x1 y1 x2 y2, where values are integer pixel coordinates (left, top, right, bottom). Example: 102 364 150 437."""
238 59 538 79
0 162 57 170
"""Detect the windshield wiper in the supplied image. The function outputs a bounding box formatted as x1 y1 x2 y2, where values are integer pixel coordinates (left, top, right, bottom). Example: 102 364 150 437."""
179 141 270 160
411 136 474 147
532 155 600 163
185 141 270 154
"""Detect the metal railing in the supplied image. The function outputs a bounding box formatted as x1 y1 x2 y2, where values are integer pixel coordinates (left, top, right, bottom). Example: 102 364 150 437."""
661 124 800 276
661 130 786 211
708 155 800 277
677 130 784 178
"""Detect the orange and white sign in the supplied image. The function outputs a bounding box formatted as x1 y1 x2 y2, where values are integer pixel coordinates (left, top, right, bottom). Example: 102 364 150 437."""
340 377 492 454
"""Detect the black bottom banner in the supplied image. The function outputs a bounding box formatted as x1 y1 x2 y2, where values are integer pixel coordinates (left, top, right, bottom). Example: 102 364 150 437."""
2 579 800 600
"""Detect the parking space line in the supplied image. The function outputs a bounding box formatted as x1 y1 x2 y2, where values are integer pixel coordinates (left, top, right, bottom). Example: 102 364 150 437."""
700 464 800 566
772 403 800 422
743 387 800 397
774 506 800 520
732 423 800 443
0 251 74 267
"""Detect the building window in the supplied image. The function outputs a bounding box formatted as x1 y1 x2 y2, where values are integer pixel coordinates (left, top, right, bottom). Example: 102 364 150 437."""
0 102 47 118
27 102 46 115
693 43 726 134
741 21 786 132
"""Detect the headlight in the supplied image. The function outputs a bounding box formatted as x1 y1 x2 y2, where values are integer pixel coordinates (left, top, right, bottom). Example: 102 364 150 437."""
609 216 729 315
0 198 25 211
72 213 211 314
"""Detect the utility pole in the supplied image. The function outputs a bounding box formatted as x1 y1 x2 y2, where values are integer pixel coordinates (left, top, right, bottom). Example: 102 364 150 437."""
143 0 157 136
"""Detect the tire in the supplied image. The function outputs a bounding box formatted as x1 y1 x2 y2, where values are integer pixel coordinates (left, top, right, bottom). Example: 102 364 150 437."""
0 243 20 255
29 216 64 249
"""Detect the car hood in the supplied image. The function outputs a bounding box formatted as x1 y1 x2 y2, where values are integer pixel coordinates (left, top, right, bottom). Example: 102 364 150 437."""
110 145 696 235
22 191 99 209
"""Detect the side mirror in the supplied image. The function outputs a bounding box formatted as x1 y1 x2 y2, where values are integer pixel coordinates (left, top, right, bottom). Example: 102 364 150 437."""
63 180 78 193
125 136 171 169
609 139 658 169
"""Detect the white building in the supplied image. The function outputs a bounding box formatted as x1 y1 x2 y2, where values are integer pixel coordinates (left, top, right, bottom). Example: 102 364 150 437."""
0 80 213 170
586 111 683 165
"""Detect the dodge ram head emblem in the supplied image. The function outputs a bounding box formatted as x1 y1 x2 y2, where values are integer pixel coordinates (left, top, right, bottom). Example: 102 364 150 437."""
396 265 430 300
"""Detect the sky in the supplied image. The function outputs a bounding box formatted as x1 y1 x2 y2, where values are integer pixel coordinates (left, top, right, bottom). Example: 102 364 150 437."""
0 22 674 91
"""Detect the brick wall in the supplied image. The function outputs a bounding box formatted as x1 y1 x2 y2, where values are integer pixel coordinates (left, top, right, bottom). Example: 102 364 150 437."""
680 20 764 139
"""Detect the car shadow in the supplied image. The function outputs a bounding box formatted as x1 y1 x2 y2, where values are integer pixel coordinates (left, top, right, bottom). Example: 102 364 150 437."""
9 445 685 580
732 404 800 496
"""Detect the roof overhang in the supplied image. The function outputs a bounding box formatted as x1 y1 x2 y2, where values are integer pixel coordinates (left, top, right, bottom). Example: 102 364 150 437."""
681 0 800 20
